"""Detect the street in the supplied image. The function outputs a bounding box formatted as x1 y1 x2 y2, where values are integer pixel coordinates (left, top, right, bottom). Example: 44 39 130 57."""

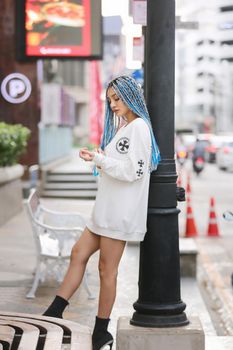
177 161 233 237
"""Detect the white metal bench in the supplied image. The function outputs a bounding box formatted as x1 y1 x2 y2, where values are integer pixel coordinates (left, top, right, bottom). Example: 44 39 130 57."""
0 324 15 349
25 189 94 299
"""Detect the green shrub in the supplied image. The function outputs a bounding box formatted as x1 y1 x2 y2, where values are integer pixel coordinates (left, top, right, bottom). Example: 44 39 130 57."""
0 122 31 167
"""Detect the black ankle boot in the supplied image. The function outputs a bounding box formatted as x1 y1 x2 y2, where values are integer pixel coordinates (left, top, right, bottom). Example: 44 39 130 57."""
92 316 113 350
43 295 69 318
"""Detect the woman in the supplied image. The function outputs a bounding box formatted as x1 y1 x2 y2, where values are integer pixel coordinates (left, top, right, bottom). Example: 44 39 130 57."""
43 76 160 350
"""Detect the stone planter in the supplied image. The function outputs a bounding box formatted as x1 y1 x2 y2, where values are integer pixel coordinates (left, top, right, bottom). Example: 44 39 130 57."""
0 164 24 226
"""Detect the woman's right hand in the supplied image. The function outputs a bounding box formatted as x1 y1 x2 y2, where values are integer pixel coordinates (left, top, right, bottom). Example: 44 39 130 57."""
79 148 95 161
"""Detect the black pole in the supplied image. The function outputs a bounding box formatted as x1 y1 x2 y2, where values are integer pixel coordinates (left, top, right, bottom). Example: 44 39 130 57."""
131 0 189 328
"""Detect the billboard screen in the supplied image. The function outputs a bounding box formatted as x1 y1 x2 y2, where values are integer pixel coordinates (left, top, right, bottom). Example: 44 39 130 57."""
16 0 102 60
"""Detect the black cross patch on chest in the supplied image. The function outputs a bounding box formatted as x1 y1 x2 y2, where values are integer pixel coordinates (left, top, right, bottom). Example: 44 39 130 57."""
138 160 144 167
116 137 130 154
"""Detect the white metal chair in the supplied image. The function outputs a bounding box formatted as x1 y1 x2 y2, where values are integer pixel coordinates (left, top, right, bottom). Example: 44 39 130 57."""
25 189 94 299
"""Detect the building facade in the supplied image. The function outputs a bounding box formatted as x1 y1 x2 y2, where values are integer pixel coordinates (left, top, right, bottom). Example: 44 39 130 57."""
176 0 233 132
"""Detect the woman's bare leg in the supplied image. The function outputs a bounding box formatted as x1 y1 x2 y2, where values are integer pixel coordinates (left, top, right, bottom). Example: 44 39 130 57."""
97 237 126 318
57 227 100 301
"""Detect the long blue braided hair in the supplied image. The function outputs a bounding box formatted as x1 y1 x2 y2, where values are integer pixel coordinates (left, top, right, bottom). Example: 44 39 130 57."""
100 75 161 171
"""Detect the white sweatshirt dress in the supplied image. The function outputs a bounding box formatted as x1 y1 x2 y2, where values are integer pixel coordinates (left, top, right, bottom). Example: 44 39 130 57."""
86 117 152 242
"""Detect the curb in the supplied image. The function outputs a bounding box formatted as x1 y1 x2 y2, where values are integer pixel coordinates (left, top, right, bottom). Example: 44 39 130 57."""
197 243 233 335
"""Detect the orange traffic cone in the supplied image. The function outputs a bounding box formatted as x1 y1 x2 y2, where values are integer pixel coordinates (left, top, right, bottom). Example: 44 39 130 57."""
207 197 220 237
185 195 198 237
186 173 191 194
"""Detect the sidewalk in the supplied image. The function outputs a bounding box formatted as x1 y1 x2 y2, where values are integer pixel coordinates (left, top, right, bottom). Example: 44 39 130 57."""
0 197 220 348
0 158 231 348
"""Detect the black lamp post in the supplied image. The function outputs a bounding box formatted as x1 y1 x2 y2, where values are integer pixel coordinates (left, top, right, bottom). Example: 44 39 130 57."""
131 0 189 328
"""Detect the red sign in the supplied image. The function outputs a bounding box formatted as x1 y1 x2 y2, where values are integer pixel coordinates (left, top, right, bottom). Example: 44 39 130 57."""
133 36 144 61
89 61 103 146
17 0 102 59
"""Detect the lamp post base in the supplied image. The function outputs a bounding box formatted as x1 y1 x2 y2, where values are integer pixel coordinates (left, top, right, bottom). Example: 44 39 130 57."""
131 300 189 327
130 312 189 328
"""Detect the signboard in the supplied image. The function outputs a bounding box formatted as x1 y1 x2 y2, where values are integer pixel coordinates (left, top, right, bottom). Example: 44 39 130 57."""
16 0 102 60
133 37 144 62
1 73 32 104
132 0 147 26
41 84 75 125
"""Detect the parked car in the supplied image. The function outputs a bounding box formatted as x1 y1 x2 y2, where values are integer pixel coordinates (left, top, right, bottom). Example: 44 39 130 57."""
205 135 227 163
197 133 216 163
216 141 233 171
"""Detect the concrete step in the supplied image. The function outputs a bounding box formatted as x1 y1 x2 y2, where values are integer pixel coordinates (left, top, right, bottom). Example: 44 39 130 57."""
49 166 93 174
179 238 198 278
46 174 96 182
42 167 98 198
41 189 97 199
44 182 98 190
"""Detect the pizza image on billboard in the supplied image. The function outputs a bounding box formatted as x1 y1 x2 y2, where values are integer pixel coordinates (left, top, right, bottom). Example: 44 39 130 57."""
22 0 102 58
42 2 85 27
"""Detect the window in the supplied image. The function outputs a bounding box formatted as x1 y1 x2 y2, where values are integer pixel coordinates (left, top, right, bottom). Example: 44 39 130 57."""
221 58 233 62
197 57 214 62
219 23 233 30
220 6 233 12
221 40 233 46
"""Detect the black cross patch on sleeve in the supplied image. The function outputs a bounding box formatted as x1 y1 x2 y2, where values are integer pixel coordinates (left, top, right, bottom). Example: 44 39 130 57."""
138 160 144 168
136 159 145 178
136 169 143 177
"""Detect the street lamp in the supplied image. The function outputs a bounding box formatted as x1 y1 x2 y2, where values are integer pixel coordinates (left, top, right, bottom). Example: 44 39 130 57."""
131 0 189 328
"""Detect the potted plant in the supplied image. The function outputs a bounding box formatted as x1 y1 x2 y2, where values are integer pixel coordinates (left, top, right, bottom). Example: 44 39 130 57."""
0 122 31 226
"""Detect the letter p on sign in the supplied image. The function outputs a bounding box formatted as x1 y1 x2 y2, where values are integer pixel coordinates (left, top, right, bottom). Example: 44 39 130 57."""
9 79 26 98
1 73 32 104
